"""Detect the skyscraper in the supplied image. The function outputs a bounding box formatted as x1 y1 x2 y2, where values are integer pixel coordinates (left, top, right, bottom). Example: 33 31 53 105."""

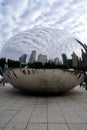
62 53 68 66
19 54 27 64
29 50 36 63
38 54 47 64
54 57 60 65
71 52 78 67
81 49 87 67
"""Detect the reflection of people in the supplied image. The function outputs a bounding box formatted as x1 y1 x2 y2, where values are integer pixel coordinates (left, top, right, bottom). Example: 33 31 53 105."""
84 72 87 90
80 82 86 88
80 71 87 90
0 67 3 76
0 75 5 86
5 63 8 69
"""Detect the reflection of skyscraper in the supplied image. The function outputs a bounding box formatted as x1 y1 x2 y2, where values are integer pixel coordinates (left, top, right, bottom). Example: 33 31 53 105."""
0 67 3 76
62 54 68 66
67 59 72 68
54 57 60 65
29 50 36 63
81 49 87 67
19 54 27 64
38 54 47 64
71 52 78 67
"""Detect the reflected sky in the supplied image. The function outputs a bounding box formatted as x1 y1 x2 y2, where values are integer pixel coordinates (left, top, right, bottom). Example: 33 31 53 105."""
1 28 85 63
0 0 87 52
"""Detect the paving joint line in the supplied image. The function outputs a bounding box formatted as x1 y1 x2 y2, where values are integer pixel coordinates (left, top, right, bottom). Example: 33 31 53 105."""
2 99 29 130
25 98 38 130
55 97 70 130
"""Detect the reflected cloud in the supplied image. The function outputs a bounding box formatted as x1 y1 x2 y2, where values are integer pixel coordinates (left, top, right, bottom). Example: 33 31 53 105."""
0 0 87 52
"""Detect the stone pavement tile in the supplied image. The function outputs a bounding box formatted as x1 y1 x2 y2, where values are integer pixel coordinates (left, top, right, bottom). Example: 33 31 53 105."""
63 111 83 123
0 122 7 130
56 97 66 103
25 98 37 104
0 107 6 113
1 85 87 130
69 124 87 130
26 124 47 130
0 99 17 110
36 98 47 104
57 103 84 124
6 101 25 111
3 121 27 130
35 104 47 108
77 111 87 123
48 111 66 123
20 104 34 111
47 98 56 103
48 103 60 111
35 99 47 108
67 102 87 112
10 111 32 122
57 103 73 112
48 124 69 130
29 108 47 123
0 110 16 123
80 103 87 110
76 97 87 103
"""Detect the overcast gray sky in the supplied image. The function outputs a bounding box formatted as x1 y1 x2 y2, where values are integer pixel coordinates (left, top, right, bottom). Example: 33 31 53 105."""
0 0 87 52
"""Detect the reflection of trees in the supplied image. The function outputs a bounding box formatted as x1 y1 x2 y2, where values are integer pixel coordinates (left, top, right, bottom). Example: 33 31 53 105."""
0 58 20 69
1 46 87 70
7 59 20 68
28 62 69 69
28 62 43 69
0 58 6 70
44 63 69 69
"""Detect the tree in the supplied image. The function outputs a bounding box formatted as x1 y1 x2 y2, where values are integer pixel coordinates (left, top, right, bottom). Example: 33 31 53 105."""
0 58 6 70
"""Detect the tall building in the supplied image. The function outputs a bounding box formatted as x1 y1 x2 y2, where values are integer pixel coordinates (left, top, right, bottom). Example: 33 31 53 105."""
19 54 27 64
81 49 87 67
38 54 47 64
62 53 68 66
54 57 60 65
29 50 36 63
67 59 72 68
0 67 3 76
71 52 78 67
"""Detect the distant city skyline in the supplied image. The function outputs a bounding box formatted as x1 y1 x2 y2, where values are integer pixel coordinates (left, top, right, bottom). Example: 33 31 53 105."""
19 48 87 68
0 47 87 69
0 28 85 61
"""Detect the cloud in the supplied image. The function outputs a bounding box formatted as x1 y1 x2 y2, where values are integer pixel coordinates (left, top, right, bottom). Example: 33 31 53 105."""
0 0 87 53
1 28 82 62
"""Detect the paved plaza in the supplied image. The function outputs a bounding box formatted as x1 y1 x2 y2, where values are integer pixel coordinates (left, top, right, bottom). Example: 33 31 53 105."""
0 84 87 130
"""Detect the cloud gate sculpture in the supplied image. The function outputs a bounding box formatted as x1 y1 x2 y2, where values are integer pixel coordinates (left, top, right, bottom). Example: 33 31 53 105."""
1 28 87 93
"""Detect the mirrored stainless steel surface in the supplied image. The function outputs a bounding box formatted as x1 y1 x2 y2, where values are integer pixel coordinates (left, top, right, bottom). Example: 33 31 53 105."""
0 28 87 93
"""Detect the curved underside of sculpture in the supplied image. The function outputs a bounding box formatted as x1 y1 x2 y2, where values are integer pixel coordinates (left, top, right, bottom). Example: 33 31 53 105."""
4 68 84 93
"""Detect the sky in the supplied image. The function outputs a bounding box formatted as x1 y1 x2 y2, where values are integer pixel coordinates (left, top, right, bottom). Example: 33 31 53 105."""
0 0 87 52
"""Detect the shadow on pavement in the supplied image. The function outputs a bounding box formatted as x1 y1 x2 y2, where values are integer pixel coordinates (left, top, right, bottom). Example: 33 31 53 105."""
4 85 85 97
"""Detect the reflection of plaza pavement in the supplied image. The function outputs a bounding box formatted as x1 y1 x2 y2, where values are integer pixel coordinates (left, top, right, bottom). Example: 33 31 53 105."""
4 69 83 93
0 84 87 130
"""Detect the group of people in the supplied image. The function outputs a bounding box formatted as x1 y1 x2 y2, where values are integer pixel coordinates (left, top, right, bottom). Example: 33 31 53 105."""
80 71 87 90
80 81 87 90
0 75 5 86
0 67 5 86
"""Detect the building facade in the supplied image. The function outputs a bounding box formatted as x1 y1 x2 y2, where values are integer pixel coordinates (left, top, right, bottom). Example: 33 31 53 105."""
38 54 47 64
19 54 27 64
29 50 36 63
